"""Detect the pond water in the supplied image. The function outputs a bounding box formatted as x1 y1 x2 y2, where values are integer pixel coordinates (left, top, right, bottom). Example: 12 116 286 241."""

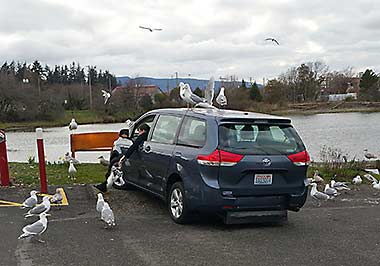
4 112 380 162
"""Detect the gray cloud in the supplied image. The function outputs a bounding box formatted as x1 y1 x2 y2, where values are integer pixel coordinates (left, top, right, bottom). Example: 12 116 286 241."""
1 0 380 81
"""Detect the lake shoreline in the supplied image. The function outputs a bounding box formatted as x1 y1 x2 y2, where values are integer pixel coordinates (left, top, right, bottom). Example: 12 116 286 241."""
2 101 380 132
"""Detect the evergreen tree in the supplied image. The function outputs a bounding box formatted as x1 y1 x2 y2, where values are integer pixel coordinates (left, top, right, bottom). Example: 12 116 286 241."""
250 82 262 102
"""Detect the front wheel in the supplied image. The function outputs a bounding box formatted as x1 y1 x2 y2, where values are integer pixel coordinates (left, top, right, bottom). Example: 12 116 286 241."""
168 182 191 224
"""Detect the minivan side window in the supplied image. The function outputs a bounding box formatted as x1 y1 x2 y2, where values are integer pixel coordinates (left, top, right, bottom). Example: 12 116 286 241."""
177 117 207 147
132 115 156 140
150 115 182 144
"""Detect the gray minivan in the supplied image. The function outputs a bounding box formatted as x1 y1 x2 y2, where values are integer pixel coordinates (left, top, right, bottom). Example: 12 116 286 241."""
119 108 309 224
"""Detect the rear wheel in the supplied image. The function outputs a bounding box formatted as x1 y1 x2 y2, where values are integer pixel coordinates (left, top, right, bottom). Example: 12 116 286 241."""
168 182 191 224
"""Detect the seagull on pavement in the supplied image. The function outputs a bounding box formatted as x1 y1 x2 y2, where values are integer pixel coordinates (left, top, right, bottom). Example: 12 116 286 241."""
68 118 78 130
101 202 116 228
21 190 38 209
312 170 324 183
352 175 362 190
330 179 350 191
310 183 332 206
96 193 105 214
265 37 280 45
364 173 378 184
324 184 338 197
139 26 162 32
25 196 51 218
216 87 227 107
18 213 51 243
50 188 63 204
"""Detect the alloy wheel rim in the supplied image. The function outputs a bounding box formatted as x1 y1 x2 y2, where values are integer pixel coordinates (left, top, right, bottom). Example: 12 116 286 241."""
170 188 183 219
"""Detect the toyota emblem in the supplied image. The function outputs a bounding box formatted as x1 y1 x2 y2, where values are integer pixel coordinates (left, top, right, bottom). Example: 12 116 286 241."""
262 158 271 167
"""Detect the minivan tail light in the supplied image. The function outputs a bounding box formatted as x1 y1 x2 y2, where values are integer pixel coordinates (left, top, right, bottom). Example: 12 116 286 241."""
287 150 310 166
197 149 243 167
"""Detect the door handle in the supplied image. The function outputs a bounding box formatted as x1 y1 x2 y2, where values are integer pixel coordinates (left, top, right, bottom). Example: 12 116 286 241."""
174 151 182 157
144 145 151 153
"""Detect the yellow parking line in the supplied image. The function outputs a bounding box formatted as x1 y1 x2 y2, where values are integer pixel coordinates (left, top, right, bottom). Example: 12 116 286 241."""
1 188 69 207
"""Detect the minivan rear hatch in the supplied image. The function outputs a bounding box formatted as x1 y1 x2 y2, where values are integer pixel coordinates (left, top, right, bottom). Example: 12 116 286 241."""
216 119 308 197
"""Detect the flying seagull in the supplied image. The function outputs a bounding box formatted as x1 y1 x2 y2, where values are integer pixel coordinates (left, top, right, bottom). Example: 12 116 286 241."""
101 90 111 104
265 38 280 45
139 26 162 32
18 213 51 243
25 196 51 218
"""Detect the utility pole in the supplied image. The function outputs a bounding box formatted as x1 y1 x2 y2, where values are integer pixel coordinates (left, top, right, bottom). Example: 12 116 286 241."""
87 66 93 110
175 72 179 87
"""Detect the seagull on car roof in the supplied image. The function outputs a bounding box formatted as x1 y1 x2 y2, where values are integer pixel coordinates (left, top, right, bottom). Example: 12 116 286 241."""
216 87 227 107
179 82 211 107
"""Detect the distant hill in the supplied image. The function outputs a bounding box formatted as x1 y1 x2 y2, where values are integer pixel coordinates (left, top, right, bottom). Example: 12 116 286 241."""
116 76 263 92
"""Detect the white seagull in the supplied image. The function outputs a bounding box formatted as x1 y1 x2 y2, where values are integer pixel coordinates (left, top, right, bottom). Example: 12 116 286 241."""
21 190 38 209
364 173 378 184
68 161 77 179
179 82 206 106
64 152 80 165
364 149 377 160
352 175 362 190
215 87 227 107
310 183 332 206
372 181 380 193
330 179 350 191
18 213 50 243
98 156 110 166
50 188 63 204
204 76 215 105
101 90 111 104
324 184 338 197
68 118 78 130
101 202 116 228
96 193 105 214
312 170 324 183
25 196 51 218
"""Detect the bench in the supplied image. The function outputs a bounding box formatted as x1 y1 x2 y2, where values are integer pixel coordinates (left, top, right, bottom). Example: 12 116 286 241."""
70 132 119 158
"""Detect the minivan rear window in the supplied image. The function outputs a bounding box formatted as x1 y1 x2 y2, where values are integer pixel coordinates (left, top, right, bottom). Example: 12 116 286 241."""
218 123 305 155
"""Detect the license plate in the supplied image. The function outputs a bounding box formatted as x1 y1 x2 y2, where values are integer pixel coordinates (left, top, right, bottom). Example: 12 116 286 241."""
254 174 272 185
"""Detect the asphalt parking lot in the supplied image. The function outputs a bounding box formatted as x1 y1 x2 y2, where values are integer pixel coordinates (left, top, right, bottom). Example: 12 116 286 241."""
1 185 380 266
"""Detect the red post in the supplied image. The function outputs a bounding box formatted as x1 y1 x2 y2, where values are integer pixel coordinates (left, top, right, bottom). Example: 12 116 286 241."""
0 130 10 186
36 128 48 193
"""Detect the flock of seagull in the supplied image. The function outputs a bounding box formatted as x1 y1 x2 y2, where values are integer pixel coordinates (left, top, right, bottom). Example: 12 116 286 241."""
18 189 63 242
307 169 380 206
17 189 115 243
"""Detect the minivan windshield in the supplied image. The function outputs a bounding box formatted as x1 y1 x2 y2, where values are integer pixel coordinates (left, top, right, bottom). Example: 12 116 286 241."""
218 123 305 155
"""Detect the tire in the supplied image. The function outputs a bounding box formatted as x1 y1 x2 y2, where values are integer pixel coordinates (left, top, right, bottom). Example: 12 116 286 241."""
168 182 191 224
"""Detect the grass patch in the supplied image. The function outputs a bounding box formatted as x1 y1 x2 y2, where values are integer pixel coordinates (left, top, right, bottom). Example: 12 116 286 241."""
9 162 106 186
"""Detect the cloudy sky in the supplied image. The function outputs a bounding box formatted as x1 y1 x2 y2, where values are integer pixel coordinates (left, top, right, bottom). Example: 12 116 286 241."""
1 0 380 82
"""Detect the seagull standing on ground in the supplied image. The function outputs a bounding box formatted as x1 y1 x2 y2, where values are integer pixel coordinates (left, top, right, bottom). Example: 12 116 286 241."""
265 38 280 45
68 118 78 130
21 190 38 209
352 175 362 190
51 188 63 204
330 179 350 191
215 87 227 107
18 213 51 243
324 184 338 197
96 193 105 214
139 26 162 32
101 202 116 228
310 183 332 206
312 170 324 183
64 152 80 164
68 160 77 179
25 196 51 218
98 156 110 166
364 173 378 184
